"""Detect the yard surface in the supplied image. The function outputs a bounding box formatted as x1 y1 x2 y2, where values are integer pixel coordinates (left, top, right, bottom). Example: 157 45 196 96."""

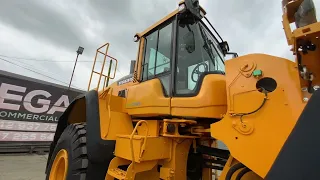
0 153 48 180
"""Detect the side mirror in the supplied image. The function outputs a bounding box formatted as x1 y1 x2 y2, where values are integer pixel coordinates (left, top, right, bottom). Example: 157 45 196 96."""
225 52 239 61
183 31 195 53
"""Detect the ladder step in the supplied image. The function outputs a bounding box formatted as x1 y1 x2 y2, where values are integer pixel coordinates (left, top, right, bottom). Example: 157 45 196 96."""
107 168 127 179
93 70 108 77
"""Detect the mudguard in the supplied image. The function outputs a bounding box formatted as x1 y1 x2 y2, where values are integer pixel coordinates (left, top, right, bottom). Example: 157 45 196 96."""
45 90 115 174
266 89 320 179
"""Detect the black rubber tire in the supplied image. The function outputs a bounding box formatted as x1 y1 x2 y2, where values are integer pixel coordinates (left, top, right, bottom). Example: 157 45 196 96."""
236 167 251 180
46 123 111 180
187 150 203 180
225 163 245 180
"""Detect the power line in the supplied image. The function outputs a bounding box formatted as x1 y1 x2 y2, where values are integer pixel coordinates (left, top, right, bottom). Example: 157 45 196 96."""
0 54 93 63
0 54 127 81
0 57 86 91
7 56 75 83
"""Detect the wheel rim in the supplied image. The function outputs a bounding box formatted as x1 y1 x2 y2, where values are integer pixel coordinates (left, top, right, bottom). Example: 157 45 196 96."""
49 149 68 180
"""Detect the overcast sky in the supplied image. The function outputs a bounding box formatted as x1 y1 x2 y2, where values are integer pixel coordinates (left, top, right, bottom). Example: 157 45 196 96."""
0 0 319 91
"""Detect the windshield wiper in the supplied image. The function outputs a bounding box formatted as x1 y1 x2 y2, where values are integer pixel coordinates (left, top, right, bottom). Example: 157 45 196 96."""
198 23 216 67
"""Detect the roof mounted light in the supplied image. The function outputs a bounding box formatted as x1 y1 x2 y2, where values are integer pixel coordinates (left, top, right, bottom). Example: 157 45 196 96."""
219 41 230 55
200 9 205 17
200 6 206 17
133 34 140 42
179 0 202 20
178 2 186 12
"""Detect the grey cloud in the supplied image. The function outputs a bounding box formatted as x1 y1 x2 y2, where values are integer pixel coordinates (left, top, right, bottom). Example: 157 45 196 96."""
0 0 180 75
0 1 88 54
84 0 181 74
205 1 286 56
0 0 300 89
87 0 136 22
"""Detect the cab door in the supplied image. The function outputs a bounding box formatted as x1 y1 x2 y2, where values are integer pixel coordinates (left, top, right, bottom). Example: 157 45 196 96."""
126 18 175 117
170 18 227 119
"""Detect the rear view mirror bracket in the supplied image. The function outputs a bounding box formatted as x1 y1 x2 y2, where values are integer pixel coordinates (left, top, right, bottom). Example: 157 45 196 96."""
226 52 238 58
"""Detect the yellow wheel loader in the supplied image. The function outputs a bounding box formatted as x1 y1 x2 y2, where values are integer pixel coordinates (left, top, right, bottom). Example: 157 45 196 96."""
45 0 320 179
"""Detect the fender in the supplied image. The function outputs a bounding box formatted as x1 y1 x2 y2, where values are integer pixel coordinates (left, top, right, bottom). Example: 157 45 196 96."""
45 90 115 173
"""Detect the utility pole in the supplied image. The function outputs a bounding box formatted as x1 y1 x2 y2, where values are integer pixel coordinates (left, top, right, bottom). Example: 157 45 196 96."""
68 46 84 89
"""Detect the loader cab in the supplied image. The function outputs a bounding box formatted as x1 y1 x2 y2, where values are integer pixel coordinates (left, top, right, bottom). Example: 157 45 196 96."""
126 0 229 118
138 4 226 96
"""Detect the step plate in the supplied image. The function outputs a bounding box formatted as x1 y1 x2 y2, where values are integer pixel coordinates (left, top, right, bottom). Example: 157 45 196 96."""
107 168 127 179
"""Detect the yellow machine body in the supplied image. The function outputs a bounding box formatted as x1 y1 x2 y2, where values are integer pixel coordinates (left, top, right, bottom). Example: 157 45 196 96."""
46 0 320 180
91 0 320 179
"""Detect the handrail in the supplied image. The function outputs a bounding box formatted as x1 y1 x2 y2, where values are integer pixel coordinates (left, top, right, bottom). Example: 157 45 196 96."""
129 120 149 169
87 43 119 91
104 87 113 138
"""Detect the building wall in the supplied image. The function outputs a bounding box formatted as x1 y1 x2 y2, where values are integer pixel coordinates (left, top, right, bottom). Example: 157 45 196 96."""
0 70 85 152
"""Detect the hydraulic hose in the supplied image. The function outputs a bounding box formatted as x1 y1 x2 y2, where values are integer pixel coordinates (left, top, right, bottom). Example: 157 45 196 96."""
236 167 252 180
225 163 245 180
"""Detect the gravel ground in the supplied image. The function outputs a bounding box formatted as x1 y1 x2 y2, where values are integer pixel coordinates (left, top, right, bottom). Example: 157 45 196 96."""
0 153 48 180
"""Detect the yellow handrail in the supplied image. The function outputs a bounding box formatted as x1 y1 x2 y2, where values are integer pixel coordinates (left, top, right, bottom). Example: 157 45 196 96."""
105 87 113 137
129 120 149 169
87 43 119 91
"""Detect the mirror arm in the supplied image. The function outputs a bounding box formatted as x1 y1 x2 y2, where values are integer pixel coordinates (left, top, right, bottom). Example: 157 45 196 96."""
225 52 238 58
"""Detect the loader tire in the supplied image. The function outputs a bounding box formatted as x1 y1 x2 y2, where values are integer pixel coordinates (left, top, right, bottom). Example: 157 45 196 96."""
46 123 111 180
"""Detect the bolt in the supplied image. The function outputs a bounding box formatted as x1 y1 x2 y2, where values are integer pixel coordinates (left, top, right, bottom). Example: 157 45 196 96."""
301 87 308 92
167 124 175 133
241 64 248 70
180 123 186 127
303 97 309 102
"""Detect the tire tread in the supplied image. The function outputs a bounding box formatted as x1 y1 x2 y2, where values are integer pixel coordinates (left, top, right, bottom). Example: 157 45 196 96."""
69 124 89 178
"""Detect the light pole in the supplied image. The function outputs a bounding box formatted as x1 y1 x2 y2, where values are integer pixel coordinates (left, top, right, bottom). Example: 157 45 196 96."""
68 46 84 89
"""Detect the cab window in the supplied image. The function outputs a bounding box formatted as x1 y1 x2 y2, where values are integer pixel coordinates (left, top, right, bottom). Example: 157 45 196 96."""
175 19 225 96
156 23 172 74
142 31 158 80
141 20 173 96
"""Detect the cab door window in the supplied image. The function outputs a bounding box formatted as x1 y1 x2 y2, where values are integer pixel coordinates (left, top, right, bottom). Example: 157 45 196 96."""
142 31 158 80
156 23 172 75
141 20 173 96
175 19 225 96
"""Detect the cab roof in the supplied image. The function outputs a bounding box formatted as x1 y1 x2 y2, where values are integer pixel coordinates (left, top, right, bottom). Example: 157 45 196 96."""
134 2 206 39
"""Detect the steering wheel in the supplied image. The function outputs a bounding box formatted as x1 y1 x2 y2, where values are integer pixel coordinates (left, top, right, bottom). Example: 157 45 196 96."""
191 62 209 82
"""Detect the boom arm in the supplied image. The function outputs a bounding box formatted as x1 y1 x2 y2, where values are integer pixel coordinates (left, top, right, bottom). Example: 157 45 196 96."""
209 0 320 179
282 0 320 98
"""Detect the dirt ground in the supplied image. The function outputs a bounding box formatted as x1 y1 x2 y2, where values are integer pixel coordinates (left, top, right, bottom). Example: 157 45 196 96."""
0 153 48 180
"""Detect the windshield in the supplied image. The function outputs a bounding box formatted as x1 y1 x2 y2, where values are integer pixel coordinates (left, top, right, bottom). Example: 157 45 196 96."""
175 18 225 95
